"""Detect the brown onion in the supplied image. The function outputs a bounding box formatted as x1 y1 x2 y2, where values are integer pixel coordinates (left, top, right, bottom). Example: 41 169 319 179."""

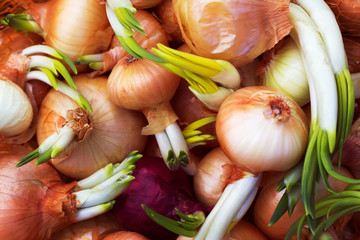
325 0 360 36
216 86 309 173
37 74 147 179
26 0 113 61
172 0 293 66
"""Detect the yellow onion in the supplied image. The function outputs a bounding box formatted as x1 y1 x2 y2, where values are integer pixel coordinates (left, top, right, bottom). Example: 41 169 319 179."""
216 86 309 173
37 74 147 179
131 0 164 9
53 213 122 240
258 37 310 107
253 168 353 240
26 0 113 61
107 55 180 135
0 80 33 137
172 0 293 66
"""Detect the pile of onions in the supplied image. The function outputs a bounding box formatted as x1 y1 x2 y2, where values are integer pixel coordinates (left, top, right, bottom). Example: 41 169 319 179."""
172 0 293 66
25 0 113 61
253 168 354 240
216 86 309 173
112 156 203 240
36 74 147 179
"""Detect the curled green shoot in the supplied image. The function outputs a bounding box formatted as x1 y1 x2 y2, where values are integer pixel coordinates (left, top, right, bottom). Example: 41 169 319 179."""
0 13 44 37
142 205 205 238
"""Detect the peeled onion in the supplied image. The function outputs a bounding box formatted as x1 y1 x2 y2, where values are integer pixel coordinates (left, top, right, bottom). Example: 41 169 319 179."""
216 86 309 173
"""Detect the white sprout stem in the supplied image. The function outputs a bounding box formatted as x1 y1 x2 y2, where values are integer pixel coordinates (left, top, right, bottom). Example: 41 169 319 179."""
51 126 76 157
92 165 135 190
296 0 347 73
165 122 189 163
289 3 338 147
155 130 177 169
38 132 59 154
195 173 262 240
352 72 360 99
25 71 83 104
210 60 241 90
75 175 134 208
106 0 136 13
27 55 58 74
105 3 132 37
77 163 116 189
77 53 105 64
189 86 234 112
22 45 62 59
75 201 115 222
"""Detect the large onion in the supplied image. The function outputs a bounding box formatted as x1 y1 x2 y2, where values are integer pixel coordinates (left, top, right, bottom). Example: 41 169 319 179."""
216 86 309 173
26 0 113 61
37 74 147 179
172 0 293 66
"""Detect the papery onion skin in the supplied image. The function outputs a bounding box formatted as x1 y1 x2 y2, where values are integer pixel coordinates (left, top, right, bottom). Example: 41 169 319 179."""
172 0 293 66
0 145 78 240
325 0 360 36
53 213 122 240
216 86 309 173
253 168 353 240
37 74 147 179
0 80 33 137
112 156 202 240
343 35 360 73
193 147 233 207
26 0 113 61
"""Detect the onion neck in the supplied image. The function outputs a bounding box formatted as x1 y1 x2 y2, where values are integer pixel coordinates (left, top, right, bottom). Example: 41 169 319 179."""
263 97 292 122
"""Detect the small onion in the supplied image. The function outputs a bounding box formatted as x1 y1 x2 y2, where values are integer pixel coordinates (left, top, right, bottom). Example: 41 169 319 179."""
26 0 113 61
172 0 293 66
37 74 147 179
258 37 310 107
216 86 309 173
0 80 33 137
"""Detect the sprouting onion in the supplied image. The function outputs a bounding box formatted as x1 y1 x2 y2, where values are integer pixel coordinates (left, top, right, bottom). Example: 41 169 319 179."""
272 1 360 233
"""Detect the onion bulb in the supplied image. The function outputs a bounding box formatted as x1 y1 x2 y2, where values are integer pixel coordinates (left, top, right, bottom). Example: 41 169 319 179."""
0 80 33 137
216 86 309 173
131 0 164 9
37 74 147 179
258 37 310 107
0 145 136 240
172 0 293 66
108 55 189 170
253 168 353 240
325 0 360 36
25 0 113 61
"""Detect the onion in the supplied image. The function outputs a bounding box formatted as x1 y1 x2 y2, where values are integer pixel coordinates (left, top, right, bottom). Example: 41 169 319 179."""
253 168 353 240
86 9 169 77
343 35 360 73
25 0 113 61
154 0 183 48
258 37 310 107
102 231 149 240
216 86 309 173
0 80 33 137
112 156 202 240
324 0 360 36
131 0 164 9
107 54 189 170
225 220 268 240
0 144 135 240
53 213 122 240
172 0 293 66
36 74 147 179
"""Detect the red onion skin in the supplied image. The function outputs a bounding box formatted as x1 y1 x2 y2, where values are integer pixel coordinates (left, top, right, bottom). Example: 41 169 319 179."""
112 156 202 240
